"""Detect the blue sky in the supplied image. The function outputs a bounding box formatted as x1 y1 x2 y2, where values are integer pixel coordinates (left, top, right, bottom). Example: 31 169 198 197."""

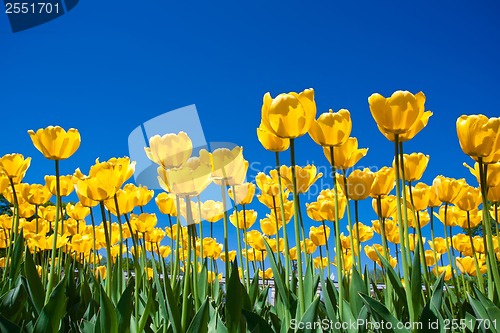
1 1 499 268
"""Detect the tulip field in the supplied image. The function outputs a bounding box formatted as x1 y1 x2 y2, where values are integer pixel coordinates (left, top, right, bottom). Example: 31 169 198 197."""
1 89 500 333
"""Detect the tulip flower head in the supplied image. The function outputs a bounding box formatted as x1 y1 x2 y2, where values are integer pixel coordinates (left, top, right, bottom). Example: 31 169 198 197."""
28 126 81 160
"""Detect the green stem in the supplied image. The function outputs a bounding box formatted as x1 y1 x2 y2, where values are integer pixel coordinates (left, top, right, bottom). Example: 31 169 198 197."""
329 146 344 319
478 159 500 300
276 152 290 287
220 181 230 282
393 136 414 322
45 160 61 304
341 168 356 271
181 199 192 331
290 139 305 316
99 201 113 296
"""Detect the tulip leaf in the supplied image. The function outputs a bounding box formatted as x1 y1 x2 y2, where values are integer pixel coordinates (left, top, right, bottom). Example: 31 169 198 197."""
469 286 500 333
376 249 406 304
296 296 320 333
349 267 366 317
98 284 118 333
359 293 410 333
186 298 210 333
226 260 244 333
410 243 423 316
0 313 21 333
264 239 290 308
342 299 358 333
208 302 227 333
163 272 182 333
116 281 134 333
34 278 68 333
23 250 44 315
248 271 260 306
0 282 27 323
137 288 154 333
242 308 274 333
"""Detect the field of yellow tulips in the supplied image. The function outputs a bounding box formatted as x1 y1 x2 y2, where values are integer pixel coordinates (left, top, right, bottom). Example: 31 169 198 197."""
1 89 500 333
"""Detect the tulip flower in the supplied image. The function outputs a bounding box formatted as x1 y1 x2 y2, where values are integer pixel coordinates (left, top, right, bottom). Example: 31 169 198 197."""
464 162 500 188
432 265 452 281
0 153 31 184
456 114 500 163
379 111 433 142
259 268 274 280
45 175 74 196
313 256 329 269
260 217 278 236
21 183 52 205
432 176 468 204
372 195 397 219
75 162 121 202
220 250 237 263
260 88 316 139
339 168 374 201
256 126 290 152
0 174 9 194
155 192 177 216
280 165 322 194
228 182 256 205
200 200 224 222
428 237 447 254
368 90 427 137
455 185 481 212
129 213 157 234
160 151 212 197
309 225 330 247
323 137 368 170
245 230 266 251
306 201 323 222
300 239 317 254
397 153 429 182
267 238 285 252
65 202 90 220
145 131 193 169
408 182 431 211
28 126 81 160
369 167 395 197
456 256 487 276
229 209 257 229
206 147 248 186
134 185 154 207
349 222 374 242
309 109 352 147
104 187 139 216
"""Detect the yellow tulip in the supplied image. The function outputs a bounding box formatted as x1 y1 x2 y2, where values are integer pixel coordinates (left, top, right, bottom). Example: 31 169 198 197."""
38 205 56 222
318 195 347 221
369 167 395 197
456 114 500 163
245 230 266 251
71 234 93 254
28 126 80 160
428 237 447 254
432 265 452 281
256 126 290 152
105 157 136 189
2 184 25 205
397 153 429 182
160 151 212 196
200 200 224 222
456 256 487 276
144 228 166 244
255 170 284 197
66 202 90 220
135 185 154 207
260 217 279 236
95 266 107 280
309 225 330 246
379 111 433 142
372 195 397 218
0 174 9 194
300 239 317 254
455 185 481 212
464 162 500 188
0 154 31 184
144 131 192 168
489 185 500 203
368 90 427 137
18 202 36 218
21 183 52 205
229 209 257 229
408 182 431 211
207 271 223 284
178 199 200 224
259 268 274 280
339 168 374 201
309 109 352 147
333 251 354 271
129 213 157 234
323 137 368 170
306 201 323 222
75 162 121 201
158 245 172 258
228 182 255 205
206 147 248 186
313 256 329 269
280 165 322 194
432 176 468 205
243 248 266 262
350 222 374 242
220 250 237 263
155 192 177 216
267 237 285 252
260 88 316 139
104 187 139 215
45 175 74 196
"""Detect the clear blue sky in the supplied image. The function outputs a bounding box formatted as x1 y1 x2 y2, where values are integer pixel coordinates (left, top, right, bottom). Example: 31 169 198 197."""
1 1 499 268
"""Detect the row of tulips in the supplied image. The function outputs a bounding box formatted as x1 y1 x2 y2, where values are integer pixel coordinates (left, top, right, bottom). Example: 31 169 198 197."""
0 88 499 332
